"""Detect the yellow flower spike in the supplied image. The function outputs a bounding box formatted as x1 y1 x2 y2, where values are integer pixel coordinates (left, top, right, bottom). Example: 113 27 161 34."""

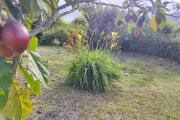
111 32 119 39
151 16 158 32
77 34 82 41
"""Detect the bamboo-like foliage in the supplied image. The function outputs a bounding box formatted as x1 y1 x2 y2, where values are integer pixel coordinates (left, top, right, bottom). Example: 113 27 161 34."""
66 50 122 92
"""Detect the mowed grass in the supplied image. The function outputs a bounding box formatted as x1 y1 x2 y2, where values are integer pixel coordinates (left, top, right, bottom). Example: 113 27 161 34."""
28 46 180 120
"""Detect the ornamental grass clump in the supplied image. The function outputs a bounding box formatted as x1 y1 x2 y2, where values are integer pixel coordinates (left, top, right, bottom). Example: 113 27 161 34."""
66 50 122 92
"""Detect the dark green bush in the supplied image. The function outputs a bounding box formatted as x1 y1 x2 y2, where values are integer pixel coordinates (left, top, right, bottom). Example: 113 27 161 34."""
66 50 122 92
39 29 67 46
39 20 86 46
120 33 180 61
39 20 69 46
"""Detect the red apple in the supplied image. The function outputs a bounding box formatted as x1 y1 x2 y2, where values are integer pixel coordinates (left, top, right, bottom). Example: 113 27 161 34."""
1 17 30 54
0 43 14 58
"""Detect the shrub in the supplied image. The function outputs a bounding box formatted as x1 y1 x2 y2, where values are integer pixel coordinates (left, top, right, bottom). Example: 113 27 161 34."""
119 33 180 61
39 20 86 46
39 20 69 46
40 29 67 46
66 50 122 92
65 26 85 52
72 16 88 27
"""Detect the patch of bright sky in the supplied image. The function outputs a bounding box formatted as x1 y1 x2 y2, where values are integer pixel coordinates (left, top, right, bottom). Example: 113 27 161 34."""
60 0 180 22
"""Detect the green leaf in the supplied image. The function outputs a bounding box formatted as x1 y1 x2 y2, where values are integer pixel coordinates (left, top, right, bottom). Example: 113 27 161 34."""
2 82 33 120
20 0 42 15
0 88 5 96
20 0 35 14
28 37 38 51
155 0 162 8
28 51 49 87
4 0 21 20
127 22 134 34
52 0 58 7
19 66 41 97
38 0 52 15
159 8 166 22
24 17 32 32
0 58 12 112
65 0 78 8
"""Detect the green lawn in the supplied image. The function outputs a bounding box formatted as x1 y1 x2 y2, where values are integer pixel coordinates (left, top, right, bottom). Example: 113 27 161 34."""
28 46 180 120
